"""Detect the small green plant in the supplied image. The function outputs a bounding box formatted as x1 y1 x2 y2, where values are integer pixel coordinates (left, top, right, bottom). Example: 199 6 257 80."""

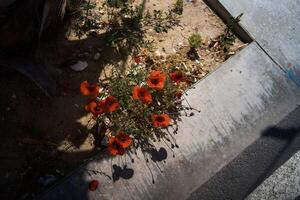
187 32 202 60
71 0 103 38
173 0 184 15
144 1 183 34
216 13 243 57
106 0 128 8
188 33 202 49
104 3 146 51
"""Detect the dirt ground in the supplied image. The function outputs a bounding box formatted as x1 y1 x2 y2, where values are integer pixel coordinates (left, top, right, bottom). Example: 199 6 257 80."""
0 0 244 199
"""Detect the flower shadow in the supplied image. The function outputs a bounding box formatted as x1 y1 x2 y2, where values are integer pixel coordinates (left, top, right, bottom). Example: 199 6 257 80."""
112 164 134 182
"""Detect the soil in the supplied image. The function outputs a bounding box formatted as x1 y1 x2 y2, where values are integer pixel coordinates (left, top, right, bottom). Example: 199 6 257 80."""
0 0 245 199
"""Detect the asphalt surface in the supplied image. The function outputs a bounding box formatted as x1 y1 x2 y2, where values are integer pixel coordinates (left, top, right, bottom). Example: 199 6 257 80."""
188 106 300 200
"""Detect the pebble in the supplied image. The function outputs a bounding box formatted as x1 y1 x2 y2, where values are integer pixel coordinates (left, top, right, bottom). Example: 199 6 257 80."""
70 61 88 71
94 52 101 60
55 169 64 176
4 172 9 178
101 136 109 146
203 36 209 46
38 175 57 186
155 49 162 57
56 68 63 75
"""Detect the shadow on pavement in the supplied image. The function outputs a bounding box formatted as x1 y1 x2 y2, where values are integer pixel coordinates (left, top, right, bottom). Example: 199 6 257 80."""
188 106 300 200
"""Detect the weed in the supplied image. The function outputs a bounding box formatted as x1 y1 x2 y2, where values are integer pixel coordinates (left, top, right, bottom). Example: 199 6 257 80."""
173 0 184 15
188 33 202 49
216 13 243 57
144 1 183 34
187 32 202 60
71 0 103 38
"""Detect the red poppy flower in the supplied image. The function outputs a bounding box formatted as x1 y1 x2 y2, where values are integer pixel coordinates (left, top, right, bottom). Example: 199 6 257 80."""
147 71 166 90
85 100 106 117
170 71 185 83
89 180 99 191
152 114 171 127
104 96 119 112
116 131 132 148
132 86 153 104
108 137 125 156
80 81 100 96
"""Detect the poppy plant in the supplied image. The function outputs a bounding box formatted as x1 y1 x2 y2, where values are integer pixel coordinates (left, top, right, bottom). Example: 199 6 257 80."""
152 114 171 127
80 81 100 96
116 131 132 148
147 71 166 90
104 96 119 112
132 86 153 104
170 71 185 83
85 100 106 117
108 137 125 155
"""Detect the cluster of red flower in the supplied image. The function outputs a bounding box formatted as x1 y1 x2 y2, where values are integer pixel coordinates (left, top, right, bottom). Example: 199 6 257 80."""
108 131 132 155
80 70 185 155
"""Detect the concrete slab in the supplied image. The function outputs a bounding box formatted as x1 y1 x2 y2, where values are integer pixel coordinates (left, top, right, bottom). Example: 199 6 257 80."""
218 0 300 71
37 43 300 200
246 150 300 200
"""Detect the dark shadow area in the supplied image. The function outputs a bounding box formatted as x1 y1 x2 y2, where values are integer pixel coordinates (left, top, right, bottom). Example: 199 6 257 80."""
148 147 168 162
188 106 300 200
0 34 127 200
0 8 133 200
112 164 134 182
